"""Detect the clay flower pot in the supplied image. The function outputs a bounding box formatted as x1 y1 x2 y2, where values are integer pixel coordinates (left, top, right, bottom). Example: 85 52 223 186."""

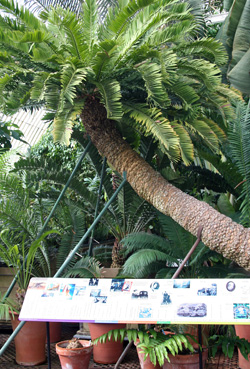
11 313 46 366
88 322 126 364
235 325 250 369
162 348 208 369
56 340 93 369
135 339 162 369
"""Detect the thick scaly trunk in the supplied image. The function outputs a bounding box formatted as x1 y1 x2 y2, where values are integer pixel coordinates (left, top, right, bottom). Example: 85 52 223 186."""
81 99 250 270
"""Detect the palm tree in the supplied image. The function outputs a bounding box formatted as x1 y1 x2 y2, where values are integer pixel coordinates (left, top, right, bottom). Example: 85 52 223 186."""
0 0 249 270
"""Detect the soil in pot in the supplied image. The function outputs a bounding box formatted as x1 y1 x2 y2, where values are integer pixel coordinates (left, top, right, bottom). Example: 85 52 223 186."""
56 339 93 369
11 313 46 366
88 322 126 364
135 339 162 369
162 348 208 369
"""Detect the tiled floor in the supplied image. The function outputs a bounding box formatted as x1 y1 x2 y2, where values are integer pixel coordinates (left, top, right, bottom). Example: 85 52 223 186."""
0 323 240 368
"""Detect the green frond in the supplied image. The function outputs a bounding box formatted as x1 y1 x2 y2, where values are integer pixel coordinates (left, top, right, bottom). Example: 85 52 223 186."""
168 80 199 107
137 62 170 106
53 101 84 145
60 8 88 61
123 102 180 160
96 79 123 120
175 38 228 66
148 19 196 47
171 122 194 165
82 0 99 52
187 119 220 153
121 232 171 255
107 0 154 37
228 102 250 226
178 58 221 90
122 249 173 278
64 256 102 278
59 59 87 110
92 39 119 79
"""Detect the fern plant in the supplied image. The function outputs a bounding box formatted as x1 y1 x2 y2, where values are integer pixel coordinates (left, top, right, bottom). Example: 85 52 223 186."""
93 327 195 366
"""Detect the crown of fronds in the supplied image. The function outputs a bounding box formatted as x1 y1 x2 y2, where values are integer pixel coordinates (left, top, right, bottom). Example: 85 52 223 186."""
0 0 241 164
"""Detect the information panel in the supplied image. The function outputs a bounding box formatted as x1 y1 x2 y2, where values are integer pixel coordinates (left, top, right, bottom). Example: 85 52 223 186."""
19 277 250 324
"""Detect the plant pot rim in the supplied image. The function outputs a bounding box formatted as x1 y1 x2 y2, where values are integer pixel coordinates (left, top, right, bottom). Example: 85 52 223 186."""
56 340 93 351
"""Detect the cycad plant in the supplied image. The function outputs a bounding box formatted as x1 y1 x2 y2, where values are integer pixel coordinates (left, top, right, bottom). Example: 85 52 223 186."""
121 213 248 278
1 0 250 270
0 229 56 316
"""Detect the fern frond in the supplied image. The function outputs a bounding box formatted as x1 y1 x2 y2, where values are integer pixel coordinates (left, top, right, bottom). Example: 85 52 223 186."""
123 102 179 160
96 79 123 120
228 102 250 226
59 59 87 110
171 122 194 165
137 62 170 106
82 0 99 52
53 101 84 145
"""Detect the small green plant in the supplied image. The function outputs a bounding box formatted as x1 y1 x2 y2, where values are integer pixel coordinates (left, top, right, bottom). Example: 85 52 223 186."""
209 333 250 360
0 229 58 317
93 327 195 366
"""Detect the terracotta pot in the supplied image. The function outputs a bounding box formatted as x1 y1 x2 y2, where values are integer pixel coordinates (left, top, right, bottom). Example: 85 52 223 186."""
11 313 46 366
135 339 162 369
235 325 250 369
162 348 208 369
88 322 126 364
47 322 62 343
56 340 92 369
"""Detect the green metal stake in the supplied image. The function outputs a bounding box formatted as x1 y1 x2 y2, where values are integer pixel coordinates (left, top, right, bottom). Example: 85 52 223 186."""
2 139 92 301
88 157 107 257
0 172 127 357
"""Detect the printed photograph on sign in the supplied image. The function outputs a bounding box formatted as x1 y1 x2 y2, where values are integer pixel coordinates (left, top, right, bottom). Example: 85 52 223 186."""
110 279 125 292
89 278 99 286
28 281 46 290
173 280 190 289
233 303 250 319
177 303 207 317
226 281 236 292
59 284 76 299
46 283 60 292
197 283 217 296
90 289 101 297
94 296 108 304
74 286 87 296
150 282 160 291
41 291 54 297
139 306 152 318
131 290 148 299
161 291 172 305
122 281 132 292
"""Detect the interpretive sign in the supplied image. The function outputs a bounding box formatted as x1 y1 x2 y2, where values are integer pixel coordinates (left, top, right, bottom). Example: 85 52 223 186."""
19 277 250 324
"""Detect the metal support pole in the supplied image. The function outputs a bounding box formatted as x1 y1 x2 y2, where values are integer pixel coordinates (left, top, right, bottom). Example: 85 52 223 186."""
46 322 51 369
88 157 107 257
2 140 92 301
198 324 203 369
172 225 203 279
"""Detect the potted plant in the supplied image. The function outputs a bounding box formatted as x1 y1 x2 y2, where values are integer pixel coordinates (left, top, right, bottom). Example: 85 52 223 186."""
0 229 56 366
93 326 204 369
209 327 250 369
56 337 93 369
